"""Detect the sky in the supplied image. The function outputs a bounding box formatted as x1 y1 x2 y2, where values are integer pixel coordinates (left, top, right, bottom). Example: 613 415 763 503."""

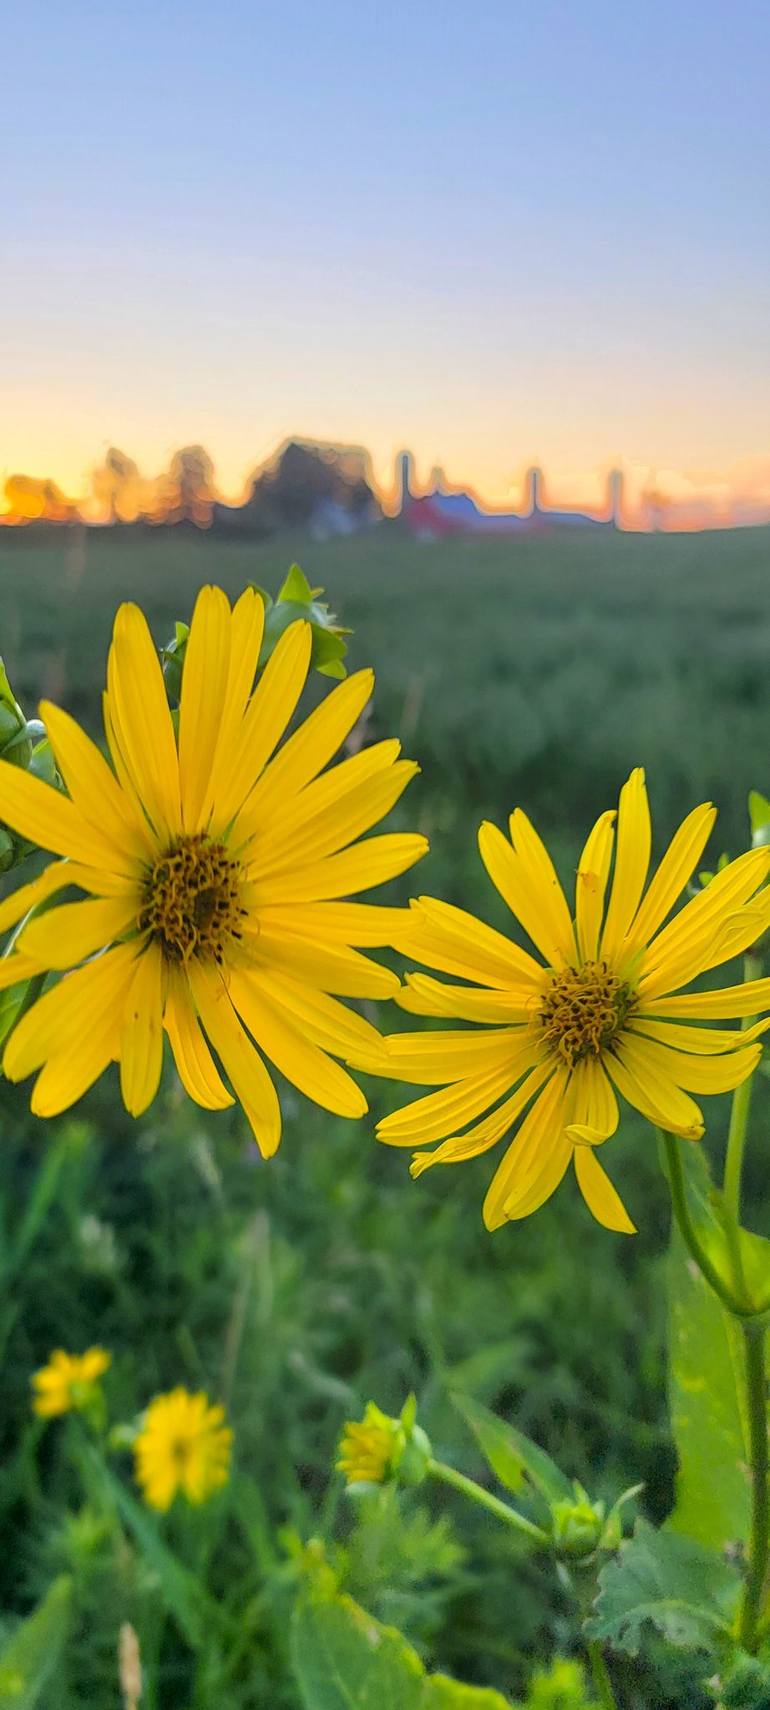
2 0 769 523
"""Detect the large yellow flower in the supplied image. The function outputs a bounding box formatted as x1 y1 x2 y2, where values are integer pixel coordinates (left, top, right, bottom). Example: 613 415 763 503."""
134 1387 232 1510
0 587 426 1148
371 770 770 1233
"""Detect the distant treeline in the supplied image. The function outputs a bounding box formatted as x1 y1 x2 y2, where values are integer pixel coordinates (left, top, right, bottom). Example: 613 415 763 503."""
1 439 383 535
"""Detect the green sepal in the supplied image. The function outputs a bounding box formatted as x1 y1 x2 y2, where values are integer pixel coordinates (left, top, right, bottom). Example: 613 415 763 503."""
257 566 350 679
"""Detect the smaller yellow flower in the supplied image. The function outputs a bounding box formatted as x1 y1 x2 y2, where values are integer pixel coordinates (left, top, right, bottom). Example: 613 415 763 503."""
337 1396 432 1488
31 1347 111 1418
338 1402 397 1486
134 1387 233 1511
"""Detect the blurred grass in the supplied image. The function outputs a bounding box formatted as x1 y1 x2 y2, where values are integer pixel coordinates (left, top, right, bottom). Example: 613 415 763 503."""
0 520 769 1706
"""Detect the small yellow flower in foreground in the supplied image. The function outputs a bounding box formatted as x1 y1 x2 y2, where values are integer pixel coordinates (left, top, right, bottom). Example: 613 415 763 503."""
134 1387 232 1511
338 1402 398 1485
31 1347 111 1417
0 587 426 1150
370 770 770 1234
338 1395 431 1488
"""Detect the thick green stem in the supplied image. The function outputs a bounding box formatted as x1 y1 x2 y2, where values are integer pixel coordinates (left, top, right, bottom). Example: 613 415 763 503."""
660 1131 754 1316
586 1638 618 1709
722 951 763 1298
738 1321 770 1652
428 1459 550 1547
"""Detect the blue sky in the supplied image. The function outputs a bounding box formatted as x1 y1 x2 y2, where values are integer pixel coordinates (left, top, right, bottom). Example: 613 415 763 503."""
2 0 769 514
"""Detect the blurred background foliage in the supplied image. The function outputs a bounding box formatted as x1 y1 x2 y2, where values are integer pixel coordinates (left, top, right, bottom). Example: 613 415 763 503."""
0 521 769 1706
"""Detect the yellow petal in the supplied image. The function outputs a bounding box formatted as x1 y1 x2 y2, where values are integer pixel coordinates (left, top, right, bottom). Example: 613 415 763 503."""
619 1031 760 1095
509 808 577 962
164 964 234 1110
575 809 616 961
565 1055 619 1139
600 769 651 962
604 1039 704 1138
503 1131 573 1222
408 1060 553 1174
188 960 282 1157
4 942 139 1080
248 738 402 855
649 979 770 1019
211 620 312 834
30 1016 122 1118
395 972 538 1022
18 895 140 970
478 820 573 966
378 1059 528 1148
630 1016 764 1054
178 586 233 833
622 802 716 954
246 833 428 905
41 701 154 861
120 942 164 1117
239 922 400 999
244 667 375 819
107 602 181 839
370 1026 530 1086
482 1069 567 1229
247 761 420 876
0 759 141 876
638 848 770 997
256 900 413 947
0 860 75 934
242 967 386 1068
228 970 367 1119
0 953 44 992
399 896 545 990
573 1147 636 1233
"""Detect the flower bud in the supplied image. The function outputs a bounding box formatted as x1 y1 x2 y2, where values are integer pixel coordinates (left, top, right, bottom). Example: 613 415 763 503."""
550 1483 606 1560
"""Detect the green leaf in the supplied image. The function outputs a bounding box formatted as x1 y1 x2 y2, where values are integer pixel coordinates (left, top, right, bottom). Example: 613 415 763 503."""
666 1144 762 1549
453 1393 572 1504
749 791 770 837
585 1519 739 1656
291 1575 512 1709
0 1575 71 1707
88 1455 217 1648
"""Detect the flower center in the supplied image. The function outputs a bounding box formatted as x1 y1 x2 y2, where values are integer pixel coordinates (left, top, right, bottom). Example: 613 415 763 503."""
539 960 634 1067
139 835 243 964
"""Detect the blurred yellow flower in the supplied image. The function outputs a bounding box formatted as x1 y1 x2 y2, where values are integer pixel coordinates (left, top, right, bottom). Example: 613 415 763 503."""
337 1402 397 1486
0 587 426 1150
31 1346 111 1417
134 1387 232 1511
372 770 770 1234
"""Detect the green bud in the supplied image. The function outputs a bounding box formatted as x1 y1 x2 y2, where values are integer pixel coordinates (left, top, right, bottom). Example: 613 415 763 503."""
338 1394 432 1491
550 1484 606 1559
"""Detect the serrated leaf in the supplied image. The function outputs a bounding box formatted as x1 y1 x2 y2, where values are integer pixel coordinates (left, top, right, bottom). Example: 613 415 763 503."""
0 1575 71 1707
291 1578 512 1709
453 1393 571 1503
585 1520 739 1656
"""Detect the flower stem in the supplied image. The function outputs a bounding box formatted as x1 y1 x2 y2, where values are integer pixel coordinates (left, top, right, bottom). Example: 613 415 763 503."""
427 1458 550 1547
659 1131 753 1316
722 951 762 1298
738 1320 770 1653
586 1638 618 1709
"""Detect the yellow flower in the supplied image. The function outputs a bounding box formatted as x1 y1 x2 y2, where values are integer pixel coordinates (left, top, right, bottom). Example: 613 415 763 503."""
372 770 770 1234
338 1402 399 1485
31 1346 111 1417
0 588 426 1148
134 1387 232 1511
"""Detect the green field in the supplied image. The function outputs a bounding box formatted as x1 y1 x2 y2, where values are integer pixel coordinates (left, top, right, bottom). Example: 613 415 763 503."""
1 521 769 1707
